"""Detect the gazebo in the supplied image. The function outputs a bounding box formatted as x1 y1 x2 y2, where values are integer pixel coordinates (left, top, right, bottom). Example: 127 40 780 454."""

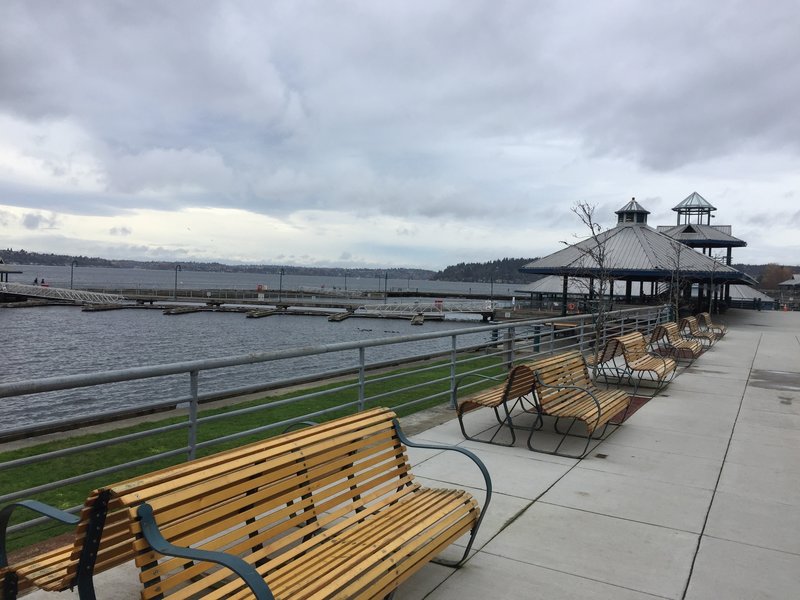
519 199 756 316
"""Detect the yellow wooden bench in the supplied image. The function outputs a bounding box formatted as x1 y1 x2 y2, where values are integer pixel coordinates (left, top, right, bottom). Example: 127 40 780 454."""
525 350 632 458
2 408 490 600
456 364 536 446
115 408 490 599
611 331 677 395
680 316 717 348
697 312 727 338
649 322 702 363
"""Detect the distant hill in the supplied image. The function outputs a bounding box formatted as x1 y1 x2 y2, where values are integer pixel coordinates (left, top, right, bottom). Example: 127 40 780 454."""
0 249 435 280
432 258 543 284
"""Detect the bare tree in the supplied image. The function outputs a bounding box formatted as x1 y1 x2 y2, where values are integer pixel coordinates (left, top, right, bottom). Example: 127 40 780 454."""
665 238 688 322
707 252 724 314
566 201 613 375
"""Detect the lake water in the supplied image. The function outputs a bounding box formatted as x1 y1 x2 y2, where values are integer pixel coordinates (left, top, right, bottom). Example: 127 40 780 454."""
2 266 511 433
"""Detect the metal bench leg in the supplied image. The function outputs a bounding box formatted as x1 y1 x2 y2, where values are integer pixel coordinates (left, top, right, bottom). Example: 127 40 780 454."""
3 572 18 600
76 489 112 600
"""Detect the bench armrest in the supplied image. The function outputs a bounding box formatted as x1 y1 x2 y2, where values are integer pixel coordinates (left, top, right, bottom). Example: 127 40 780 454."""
0 500 80 567
137 503 275 600
392 418 492 565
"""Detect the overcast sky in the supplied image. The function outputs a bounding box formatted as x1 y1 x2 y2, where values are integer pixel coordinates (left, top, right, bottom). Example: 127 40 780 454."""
1 1 799 270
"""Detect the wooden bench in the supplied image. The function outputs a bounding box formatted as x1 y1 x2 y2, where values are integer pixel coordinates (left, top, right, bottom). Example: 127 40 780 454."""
1 408 490 600
456 364 536 446
524 350 632 458
680 316 717 348
697 312 727 338
649 322 702 363
610 331 677 395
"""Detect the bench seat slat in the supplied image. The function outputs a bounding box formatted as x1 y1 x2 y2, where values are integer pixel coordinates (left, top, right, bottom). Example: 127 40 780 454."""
153 488 476 600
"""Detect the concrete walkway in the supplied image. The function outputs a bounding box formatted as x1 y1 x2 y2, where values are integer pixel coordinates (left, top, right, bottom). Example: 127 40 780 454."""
24 308 800 599
396 308 800 600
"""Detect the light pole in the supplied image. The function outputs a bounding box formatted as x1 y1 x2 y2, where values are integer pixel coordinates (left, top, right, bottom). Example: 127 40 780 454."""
278 268 285 302
70 260 78 289
384 272 388 304
344 272 348 292
173 264 182 300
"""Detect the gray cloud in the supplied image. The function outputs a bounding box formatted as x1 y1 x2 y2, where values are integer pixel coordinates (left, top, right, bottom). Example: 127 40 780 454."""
109 226 132 236
22 212 58 230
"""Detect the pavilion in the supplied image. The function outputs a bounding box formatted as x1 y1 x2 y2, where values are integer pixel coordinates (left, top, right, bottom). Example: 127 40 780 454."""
518 199 756 316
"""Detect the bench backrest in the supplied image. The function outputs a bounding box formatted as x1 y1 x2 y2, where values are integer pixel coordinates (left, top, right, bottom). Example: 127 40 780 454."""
681 316 703 335
697 312 721 332
527 351 592 409
106 408 412 598
613 331 649 361
650 321 683 345
504 364 535 400
586 338 624 366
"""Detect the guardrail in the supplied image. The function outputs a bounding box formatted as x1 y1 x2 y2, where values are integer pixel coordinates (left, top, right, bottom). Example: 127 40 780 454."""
0 304 670 545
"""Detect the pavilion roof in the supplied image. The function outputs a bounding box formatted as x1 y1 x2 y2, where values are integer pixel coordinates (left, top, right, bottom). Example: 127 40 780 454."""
656 223 747 248
519 220 755 284
673 191 716 211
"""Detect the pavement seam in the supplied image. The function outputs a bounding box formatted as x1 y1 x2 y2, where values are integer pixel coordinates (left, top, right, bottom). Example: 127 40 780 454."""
679 331 761 600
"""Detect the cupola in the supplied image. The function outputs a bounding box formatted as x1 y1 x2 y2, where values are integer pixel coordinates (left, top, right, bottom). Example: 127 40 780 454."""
615 197 649 225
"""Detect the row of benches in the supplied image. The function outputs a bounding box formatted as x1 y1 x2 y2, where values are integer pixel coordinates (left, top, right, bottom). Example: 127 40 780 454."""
457 313 726 460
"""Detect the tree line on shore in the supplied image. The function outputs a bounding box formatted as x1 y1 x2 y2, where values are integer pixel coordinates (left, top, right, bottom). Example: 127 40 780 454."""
1 248 796 287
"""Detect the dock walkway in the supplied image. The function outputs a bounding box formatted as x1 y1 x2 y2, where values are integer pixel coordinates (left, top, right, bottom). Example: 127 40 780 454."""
23 309 800 599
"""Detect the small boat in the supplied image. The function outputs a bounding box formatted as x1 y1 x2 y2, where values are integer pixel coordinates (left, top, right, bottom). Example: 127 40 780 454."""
410 313 424 326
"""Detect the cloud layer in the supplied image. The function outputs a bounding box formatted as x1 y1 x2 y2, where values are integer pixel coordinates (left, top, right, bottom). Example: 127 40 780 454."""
1 1 799 268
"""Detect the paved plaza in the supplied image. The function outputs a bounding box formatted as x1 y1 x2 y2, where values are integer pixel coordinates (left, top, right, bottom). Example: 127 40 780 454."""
24 308 800 599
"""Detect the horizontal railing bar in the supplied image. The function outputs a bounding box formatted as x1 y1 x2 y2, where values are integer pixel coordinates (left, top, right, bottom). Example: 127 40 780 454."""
191 402 364 454
0 421 190 471
0 446 190 505
193 382 363 426
366 374 453 403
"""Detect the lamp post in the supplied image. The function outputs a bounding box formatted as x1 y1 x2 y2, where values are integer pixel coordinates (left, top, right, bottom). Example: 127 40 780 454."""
173 264 182 300
278 268 285 302
70 260 78 289
384 272 388 304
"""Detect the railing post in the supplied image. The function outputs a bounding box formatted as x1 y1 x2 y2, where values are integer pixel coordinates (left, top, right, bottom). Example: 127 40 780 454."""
577 318 584 352
358 347 366 411
449 334 458 409
533 324 541 353
187 370 199 460
503 327 515 368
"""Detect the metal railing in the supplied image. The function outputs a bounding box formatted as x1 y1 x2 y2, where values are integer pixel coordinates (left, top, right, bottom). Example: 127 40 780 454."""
0 282 125 304
0 304 670 542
